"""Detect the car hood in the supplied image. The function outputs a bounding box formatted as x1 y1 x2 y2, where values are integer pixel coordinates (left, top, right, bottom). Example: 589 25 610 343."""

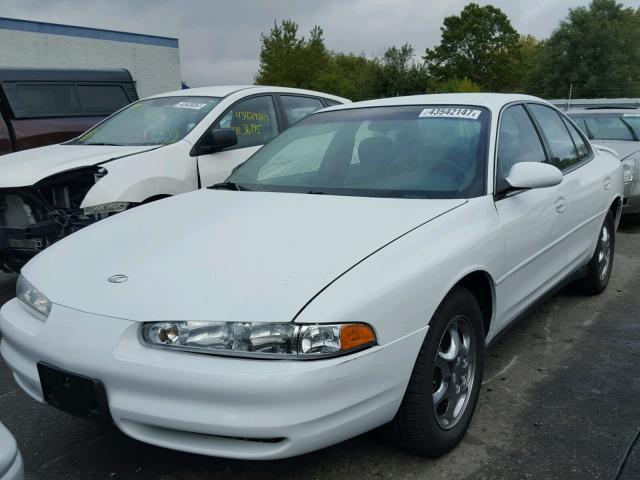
591 139 640 160
24 189 467 323
0 144 159 188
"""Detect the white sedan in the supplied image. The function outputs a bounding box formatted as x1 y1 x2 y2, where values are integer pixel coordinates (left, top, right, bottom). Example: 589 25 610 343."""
0 94 623 460
0 85 348 271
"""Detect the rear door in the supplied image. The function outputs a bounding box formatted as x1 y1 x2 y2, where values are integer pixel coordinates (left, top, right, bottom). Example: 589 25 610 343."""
494 104 568 327
527 104 608 271
197 95 280 187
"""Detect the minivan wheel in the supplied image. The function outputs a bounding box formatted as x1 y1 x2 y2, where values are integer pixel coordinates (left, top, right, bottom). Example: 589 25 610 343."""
387 286 484 457
578 211 615 295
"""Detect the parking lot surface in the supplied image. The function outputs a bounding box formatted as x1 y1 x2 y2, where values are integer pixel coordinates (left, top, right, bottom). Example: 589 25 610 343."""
1 227 639 480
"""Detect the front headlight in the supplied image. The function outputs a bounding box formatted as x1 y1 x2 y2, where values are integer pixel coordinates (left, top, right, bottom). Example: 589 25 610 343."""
83 201 130 216
622 160 635 184
141 321 376 359
16 274 51 320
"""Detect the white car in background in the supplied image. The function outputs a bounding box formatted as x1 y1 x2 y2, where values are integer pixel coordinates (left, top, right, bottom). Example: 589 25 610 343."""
0 85 348 271
567 108 640 218
0 423 23 480
0 94 622 460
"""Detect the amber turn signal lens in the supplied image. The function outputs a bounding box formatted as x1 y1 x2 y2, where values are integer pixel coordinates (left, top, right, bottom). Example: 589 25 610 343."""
340 324 376 351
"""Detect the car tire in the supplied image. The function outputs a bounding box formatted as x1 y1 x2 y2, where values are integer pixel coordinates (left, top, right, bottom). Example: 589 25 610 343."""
387 286 485 457
578 211 615 295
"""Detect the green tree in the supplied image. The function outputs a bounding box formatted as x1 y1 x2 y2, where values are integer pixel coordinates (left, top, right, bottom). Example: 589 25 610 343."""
516 35 542 93
254 20 330 88
528 0 640 98
373 44 429 97
313 53 378 101
433 77 482 93
424 3 521 92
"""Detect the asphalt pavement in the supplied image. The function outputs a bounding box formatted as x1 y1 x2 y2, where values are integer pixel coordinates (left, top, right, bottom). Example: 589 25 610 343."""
0 226 639 479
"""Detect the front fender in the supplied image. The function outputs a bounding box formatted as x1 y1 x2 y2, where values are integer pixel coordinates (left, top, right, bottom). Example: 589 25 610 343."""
295 196 503 345
81 175 192 207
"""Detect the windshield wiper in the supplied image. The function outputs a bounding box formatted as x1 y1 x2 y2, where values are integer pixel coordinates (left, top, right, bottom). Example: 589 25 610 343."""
81 142 124 146
208 182 252 191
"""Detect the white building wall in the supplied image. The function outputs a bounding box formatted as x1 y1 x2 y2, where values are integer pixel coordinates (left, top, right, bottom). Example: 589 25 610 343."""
0 29 181 98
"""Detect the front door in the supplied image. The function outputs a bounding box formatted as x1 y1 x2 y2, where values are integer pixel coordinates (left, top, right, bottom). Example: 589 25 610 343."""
198 95 279 187
494 104 568 329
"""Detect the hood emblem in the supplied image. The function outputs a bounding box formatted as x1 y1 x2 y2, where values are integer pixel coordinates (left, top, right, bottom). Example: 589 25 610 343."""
108 274 129 284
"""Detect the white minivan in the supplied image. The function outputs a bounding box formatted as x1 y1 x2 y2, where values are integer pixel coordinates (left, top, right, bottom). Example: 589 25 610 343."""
0 86 349 270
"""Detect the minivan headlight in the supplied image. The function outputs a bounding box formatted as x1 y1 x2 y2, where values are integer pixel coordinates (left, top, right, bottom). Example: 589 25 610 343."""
84 201 130 216
16 274 51 320
622 160 635 184
141 321 376 359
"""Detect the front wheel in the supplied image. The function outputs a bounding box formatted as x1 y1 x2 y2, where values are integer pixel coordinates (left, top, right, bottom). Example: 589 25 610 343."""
387 286 485 457
578 211 615 295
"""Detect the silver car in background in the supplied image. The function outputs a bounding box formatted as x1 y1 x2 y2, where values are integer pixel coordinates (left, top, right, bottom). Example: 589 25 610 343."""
567 108 640 217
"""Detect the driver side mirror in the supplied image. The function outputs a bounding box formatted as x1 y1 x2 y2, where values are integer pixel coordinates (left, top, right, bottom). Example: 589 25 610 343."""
504 162 563 191
193 128 238 156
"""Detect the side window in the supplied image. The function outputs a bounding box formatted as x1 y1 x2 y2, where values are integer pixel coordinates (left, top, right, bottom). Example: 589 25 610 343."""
562 117 590 160
325 99 342 107
570 116 590 138
77 85 130 113
528 104 579 171
280 95 324 125
213 96 278 149
497 105 546 179
15 84 81 116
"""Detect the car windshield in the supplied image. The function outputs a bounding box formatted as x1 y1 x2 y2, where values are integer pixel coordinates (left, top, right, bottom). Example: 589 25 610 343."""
226 105 489 199
569 112 640 142
73 96 221 146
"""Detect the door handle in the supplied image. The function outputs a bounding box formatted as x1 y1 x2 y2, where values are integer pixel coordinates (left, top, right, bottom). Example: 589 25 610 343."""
555 196 566 213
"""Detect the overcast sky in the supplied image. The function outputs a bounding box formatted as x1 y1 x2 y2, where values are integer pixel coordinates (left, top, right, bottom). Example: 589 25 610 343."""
1 0 639 86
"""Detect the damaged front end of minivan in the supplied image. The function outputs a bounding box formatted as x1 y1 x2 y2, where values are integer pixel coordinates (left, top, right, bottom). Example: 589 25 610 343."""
0 166 123 272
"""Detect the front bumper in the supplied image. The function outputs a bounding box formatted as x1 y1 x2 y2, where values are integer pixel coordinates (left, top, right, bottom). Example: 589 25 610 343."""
0 299 426 459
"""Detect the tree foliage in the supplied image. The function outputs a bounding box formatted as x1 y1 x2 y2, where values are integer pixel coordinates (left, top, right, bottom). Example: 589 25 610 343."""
528 0 640 98
433 77 482 93
372 44 428 97
254 3 640 102
254 20 330 88
424 3 521 92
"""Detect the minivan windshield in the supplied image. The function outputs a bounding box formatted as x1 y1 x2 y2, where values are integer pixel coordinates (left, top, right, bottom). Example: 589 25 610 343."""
73 96 221 146
569 112 640 142
226 105 489 199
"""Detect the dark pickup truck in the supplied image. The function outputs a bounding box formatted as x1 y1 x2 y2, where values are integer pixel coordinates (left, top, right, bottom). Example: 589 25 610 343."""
0 68 138 155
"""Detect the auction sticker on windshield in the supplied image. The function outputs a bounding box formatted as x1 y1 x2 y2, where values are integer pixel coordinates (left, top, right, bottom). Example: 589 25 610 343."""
419 107 482 120
174 101 209 110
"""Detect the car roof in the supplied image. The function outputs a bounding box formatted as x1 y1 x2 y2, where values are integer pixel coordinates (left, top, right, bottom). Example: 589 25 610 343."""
321 93 548 113
149 85 351 103
0 67 134 82
566 108 640 115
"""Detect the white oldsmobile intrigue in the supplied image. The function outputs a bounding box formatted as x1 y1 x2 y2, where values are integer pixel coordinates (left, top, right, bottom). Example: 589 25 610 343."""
0 94 623 460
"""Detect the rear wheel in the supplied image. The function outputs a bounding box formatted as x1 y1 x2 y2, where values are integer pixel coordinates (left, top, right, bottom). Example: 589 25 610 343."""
387 286 484 457
578 211 615 295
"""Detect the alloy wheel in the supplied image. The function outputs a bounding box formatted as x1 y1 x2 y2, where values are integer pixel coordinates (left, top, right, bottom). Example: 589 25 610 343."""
432 315 476 430
598 224 611 281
